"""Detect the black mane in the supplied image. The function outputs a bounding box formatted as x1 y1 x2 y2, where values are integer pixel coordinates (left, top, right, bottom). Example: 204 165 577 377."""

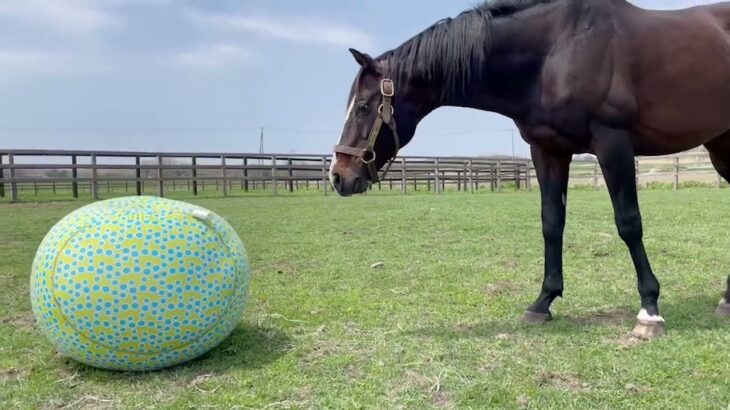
484 0 555 16
379 0 554 100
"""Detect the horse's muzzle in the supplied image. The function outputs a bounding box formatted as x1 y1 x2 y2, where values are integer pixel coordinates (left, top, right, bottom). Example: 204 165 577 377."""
331 172 368 196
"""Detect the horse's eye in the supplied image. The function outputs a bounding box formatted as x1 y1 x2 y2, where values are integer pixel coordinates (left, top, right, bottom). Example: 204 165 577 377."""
356 104 368 114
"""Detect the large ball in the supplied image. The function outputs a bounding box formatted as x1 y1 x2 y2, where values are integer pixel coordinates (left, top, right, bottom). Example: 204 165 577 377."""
30 196 249 371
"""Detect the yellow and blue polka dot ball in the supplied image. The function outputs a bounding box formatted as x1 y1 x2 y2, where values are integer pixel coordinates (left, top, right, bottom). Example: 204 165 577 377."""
30 196 250 371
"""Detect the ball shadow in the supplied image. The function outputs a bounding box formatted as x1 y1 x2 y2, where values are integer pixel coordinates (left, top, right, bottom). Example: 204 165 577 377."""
66 322 291 381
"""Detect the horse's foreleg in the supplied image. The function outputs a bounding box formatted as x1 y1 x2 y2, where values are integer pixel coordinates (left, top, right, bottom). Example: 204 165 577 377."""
591 122 665 338
706 135 730 316
524 145 571 324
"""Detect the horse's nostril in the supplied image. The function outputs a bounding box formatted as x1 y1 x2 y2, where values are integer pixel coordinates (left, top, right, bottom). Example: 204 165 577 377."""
353 177 362 191
332 173 342 189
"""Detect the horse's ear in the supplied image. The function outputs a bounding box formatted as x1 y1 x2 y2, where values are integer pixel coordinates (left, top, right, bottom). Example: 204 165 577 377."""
349 48 377 72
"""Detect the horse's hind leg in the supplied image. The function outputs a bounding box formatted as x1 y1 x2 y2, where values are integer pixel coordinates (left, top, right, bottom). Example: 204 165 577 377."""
705 134 730 316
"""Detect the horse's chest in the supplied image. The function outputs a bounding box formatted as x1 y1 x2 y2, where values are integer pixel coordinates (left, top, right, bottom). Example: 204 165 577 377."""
517 105 593 153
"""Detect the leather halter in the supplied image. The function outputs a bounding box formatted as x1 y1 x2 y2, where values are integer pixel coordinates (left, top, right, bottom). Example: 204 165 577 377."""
334 78 401 183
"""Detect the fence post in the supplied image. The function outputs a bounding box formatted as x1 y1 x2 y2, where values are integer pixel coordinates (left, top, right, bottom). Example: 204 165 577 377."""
434 158 441 194
71 155 79 198
526 160 532 192
271 155 278 196
221 156 227 197
674 156 679 191
157 155 164 197
243 157 249 192
90 154 99 200
593 160 599 189
635 159 640 189
401 157 407 194
718 171 722 189
468 160 474 193
0 154 5 199
322 156 329 196
497 160 502 192
191 157 198 196
288 158 294 193
135 156 142 196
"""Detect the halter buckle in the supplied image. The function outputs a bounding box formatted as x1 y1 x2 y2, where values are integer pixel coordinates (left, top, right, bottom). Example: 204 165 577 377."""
380 79 395 97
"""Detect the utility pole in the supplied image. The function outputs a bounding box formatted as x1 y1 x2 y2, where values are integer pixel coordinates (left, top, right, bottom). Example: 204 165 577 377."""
259 126 264 165
511 129 516 158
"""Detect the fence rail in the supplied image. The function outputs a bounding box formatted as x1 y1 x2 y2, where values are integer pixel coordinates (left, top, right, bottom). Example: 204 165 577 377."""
0 149 725 201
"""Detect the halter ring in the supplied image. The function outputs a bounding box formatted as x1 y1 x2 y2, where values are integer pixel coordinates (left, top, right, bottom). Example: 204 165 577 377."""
378 104 394 116
361 149 377 164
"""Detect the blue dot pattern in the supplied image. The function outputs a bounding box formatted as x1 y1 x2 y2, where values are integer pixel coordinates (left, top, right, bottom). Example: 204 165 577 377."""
30 196 249 371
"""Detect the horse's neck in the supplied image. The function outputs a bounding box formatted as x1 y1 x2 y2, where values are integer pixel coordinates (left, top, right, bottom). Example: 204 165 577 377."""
423 7 558 118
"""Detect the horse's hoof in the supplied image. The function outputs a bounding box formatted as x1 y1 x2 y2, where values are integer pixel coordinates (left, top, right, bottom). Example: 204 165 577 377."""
715 301 730 317
631 320 666 339
523 310 553 324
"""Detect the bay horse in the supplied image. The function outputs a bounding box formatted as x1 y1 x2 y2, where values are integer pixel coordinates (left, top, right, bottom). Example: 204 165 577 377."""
330 0 730 338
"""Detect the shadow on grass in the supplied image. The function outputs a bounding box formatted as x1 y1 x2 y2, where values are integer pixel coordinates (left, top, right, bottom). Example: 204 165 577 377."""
66 322 291 381
406 295 727 340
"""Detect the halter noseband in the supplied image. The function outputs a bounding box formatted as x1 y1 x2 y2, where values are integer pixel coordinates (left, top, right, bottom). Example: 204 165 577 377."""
333 78 401 184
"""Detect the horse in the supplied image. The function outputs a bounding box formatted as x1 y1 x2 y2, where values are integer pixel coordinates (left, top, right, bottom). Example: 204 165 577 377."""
329 0 730 339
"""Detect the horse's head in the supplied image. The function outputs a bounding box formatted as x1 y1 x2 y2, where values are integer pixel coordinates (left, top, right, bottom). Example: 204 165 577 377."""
330 49 418 196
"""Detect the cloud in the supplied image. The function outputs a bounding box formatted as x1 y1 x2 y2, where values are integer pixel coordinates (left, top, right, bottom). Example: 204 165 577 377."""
0 50 109 78
174 44 258 68
0 0 117 35
183 8 375 49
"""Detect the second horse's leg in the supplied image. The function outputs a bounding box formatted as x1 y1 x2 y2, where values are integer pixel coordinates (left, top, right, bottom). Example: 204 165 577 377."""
705 135 730 317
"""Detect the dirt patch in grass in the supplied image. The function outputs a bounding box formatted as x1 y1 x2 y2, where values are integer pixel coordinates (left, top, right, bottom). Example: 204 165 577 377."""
624 383 653 395
403 370 454 408
503 259 519 270
482 281 520 296
565 308 633 327
267 261 299 276
0 240 28 247
536 371 589 392
54 395 119 410
0 367 31 383
1 312 36 330
299 341 341 366
613 333 647 349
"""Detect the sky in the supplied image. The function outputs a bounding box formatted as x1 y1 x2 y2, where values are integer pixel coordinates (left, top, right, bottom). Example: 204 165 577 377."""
0 0 717 157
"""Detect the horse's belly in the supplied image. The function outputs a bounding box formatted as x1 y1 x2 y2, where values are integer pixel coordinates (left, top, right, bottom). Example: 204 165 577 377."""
632 125 720 156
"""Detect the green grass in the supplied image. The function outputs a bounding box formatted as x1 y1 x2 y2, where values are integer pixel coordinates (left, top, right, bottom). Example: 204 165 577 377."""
1 190 729 409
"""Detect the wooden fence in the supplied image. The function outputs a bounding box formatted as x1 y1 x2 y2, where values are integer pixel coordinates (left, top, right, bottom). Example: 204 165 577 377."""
0 149 725 201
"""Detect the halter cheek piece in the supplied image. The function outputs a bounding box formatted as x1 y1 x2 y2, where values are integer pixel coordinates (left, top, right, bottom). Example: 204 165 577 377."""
333 78 401 183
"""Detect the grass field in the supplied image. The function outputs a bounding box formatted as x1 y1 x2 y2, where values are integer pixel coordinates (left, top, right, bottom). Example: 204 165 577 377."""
1 190 729 409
